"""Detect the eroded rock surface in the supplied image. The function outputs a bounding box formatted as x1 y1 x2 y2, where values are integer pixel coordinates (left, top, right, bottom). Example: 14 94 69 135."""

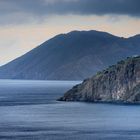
59 56 140 103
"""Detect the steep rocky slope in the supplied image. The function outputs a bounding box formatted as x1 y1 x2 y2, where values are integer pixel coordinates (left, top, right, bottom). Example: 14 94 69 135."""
0 30 140 80
59 56 140 103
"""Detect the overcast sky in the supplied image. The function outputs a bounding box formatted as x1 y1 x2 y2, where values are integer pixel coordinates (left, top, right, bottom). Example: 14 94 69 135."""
0 0 140 65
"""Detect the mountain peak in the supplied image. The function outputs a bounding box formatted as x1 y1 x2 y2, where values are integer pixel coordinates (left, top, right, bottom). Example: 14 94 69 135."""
67 30 118 38
0 31 139 80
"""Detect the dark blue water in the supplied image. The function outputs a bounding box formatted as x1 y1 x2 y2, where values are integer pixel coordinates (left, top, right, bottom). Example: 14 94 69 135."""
0 80 140 140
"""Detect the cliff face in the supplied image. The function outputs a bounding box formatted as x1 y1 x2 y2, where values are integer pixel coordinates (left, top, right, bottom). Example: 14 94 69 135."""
59 56 140 103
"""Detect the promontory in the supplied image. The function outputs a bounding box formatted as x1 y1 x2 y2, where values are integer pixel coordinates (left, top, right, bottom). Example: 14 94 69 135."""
59 56 140 103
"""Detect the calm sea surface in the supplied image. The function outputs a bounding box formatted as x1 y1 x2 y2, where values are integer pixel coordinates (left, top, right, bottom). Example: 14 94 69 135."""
0 80 140 140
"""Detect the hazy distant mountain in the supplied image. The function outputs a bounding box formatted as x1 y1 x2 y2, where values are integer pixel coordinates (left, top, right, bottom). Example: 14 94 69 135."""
0 30 140 80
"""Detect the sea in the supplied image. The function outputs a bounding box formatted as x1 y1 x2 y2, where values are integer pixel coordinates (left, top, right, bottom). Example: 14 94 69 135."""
0 80 140 140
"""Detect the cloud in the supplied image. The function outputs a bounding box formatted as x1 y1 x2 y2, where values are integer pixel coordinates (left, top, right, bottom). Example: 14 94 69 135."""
44 0 140 16
0 0 139 25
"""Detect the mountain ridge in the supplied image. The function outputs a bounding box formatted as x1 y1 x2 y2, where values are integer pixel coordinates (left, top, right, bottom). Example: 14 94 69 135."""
0 30 140 80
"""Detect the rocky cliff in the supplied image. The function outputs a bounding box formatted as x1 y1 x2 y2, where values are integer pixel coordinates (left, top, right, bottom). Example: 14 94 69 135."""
59 56 140 103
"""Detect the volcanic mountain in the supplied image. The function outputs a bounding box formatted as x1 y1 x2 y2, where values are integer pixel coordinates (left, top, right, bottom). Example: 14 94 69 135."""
0 30 140 80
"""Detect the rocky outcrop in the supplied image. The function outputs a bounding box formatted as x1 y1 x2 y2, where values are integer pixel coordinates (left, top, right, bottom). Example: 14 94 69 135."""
59 56 140 103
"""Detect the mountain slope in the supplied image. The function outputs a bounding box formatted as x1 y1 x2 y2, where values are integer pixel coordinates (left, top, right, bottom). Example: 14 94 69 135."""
0 30 140 80
59 56 140 103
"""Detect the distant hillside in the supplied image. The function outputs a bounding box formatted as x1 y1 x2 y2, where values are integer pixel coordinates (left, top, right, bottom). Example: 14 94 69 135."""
0 30 140 80
59 56 140 103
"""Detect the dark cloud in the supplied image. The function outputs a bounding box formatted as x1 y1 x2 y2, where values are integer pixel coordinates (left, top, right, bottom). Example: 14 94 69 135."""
44 0 140 16
0 0 139 24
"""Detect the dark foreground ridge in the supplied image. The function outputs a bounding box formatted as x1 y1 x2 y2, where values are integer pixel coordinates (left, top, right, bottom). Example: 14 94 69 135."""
59 56 140 103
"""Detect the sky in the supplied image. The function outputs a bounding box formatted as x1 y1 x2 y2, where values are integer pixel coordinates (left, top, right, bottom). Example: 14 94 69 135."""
0 0 140 65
